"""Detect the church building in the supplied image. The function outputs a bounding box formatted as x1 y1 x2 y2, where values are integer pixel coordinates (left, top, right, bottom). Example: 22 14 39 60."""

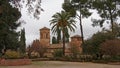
29 27 82 57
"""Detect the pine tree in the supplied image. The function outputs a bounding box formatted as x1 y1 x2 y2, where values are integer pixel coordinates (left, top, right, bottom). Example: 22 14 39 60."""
63 0 92 44
91 0 120 32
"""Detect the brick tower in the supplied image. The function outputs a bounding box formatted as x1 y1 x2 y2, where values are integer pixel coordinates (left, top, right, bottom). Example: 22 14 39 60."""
39 27 50 46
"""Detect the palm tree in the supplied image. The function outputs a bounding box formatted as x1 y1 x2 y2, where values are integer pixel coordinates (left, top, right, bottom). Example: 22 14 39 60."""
50 11 76 56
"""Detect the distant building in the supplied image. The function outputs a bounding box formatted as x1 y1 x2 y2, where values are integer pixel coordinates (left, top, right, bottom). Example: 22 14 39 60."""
29 27 82 57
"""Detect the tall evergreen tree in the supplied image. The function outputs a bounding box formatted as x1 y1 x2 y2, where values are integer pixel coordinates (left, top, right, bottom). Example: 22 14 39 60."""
52 36 57 44
63 0 92 44
19 28 26 53
0 0 21 54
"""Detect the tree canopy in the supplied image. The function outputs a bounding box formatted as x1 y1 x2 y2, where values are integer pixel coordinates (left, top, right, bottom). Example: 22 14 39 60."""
91 0 120 32
5 0 43 19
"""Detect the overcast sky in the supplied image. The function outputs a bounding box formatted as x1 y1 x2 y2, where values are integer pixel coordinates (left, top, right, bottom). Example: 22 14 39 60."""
19 0 111 46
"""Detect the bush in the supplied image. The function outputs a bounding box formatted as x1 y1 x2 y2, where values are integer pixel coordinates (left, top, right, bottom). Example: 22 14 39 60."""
19 53 28 58
79 55 93 62
4 50 20 59
102 55 111 61
100 39 120 56
0 53 2 57
63 55 73 60
53 49 63 58
110 56 120 62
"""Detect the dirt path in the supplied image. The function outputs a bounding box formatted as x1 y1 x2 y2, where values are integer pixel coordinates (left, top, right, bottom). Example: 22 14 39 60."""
0 61 120 68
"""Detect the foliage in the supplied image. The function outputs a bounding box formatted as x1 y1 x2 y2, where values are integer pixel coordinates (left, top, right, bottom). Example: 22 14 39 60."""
52 36 58 44
19 28 26 53
0 0 21 54
27 45 33 58
83 31 115 56
100 22 120 38
62 1 76 17
79 55 93 62
53 49 63 58
100 39 120 56
91 0 120 32
111 23 120 37
6 0 43 19
4 50 20 59
28 40 47 58
50 11 76 56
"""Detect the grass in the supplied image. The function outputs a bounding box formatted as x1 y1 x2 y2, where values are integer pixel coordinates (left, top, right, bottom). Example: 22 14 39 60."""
32 61 66 66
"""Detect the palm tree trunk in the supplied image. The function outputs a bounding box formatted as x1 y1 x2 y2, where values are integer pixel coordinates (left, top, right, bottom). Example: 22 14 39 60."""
62 30 65 56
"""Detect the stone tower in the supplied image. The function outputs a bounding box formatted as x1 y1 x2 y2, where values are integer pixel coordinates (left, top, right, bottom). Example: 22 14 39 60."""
70 35 83 53
39 27 50 46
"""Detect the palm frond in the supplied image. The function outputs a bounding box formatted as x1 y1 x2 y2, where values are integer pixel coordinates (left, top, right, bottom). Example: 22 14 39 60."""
50 10 76 38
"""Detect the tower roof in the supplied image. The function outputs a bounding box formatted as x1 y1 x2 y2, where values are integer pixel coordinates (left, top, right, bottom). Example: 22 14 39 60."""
71 35 82 38
40 27 50 30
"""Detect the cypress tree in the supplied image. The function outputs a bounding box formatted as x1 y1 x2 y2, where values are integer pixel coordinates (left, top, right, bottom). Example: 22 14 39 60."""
19 28 26 53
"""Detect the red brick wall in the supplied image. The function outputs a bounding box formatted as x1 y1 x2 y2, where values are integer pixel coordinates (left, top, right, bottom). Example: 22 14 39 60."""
0 59 31 66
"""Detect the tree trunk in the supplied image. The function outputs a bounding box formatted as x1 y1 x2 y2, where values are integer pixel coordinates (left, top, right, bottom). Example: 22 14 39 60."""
79 4 84 44
110 11 114 33
62 30 65 56
79 14 84 45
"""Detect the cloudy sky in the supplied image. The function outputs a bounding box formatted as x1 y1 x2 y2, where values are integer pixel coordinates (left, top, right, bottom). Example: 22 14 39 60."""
19 0 110 46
